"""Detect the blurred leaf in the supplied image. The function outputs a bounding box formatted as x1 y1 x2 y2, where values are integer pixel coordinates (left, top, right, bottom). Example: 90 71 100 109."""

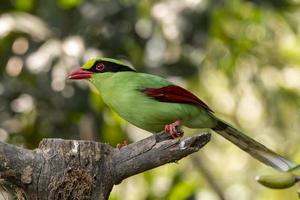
57 0 81 9
13 0 35 11
167 180 197 200
257 172 296 189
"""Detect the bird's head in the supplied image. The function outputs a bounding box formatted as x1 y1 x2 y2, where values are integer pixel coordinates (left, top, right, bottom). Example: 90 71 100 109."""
68 57 135 80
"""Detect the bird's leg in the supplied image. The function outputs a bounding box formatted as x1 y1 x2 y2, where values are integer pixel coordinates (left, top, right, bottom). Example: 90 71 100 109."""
116 140 128 149
164 120 184 138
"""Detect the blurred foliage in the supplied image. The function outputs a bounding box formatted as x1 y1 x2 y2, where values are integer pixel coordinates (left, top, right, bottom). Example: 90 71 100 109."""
1 0 300 199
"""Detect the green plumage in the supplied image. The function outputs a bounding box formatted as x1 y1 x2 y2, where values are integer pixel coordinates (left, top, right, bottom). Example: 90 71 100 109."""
90 72 216 132
70 57 297 172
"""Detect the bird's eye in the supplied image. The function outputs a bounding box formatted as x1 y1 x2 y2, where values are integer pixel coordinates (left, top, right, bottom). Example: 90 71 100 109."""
95 63 105 72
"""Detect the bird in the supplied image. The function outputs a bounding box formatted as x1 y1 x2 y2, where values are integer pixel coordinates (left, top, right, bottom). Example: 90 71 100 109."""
68 57 296 171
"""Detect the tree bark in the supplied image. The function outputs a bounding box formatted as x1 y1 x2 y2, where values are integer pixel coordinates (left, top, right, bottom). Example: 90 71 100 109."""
0 132 211 200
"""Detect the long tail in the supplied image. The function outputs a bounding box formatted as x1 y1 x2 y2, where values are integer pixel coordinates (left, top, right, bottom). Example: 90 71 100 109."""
211 118 296 171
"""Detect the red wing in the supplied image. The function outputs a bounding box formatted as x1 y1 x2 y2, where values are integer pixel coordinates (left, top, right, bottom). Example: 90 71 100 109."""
143 85 213 112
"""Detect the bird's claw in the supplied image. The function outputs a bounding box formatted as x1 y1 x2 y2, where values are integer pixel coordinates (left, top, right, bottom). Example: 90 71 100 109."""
164 120 184 138
116 140 128 149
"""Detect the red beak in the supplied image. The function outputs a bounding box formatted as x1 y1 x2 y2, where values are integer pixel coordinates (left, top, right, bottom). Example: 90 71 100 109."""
67 68 93 80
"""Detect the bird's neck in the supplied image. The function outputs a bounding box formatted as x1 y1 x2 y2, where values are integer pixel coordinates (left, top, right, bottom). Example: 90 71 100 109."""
90 72 114 93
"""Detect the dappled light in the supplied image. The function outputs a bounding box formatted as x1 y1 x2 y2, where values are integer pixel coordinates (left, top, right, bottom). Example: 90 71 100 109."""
1 0 300 199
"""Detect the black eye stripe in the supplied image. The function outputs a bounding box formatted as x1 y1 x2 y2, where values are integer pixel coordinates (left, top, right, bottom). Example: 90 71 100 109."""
89 61 136 73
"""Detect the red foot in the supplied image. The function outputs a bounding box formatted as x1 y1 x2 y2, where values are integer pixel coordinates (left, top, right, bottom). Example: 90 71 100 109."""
164 120 184 138
116 140 128 149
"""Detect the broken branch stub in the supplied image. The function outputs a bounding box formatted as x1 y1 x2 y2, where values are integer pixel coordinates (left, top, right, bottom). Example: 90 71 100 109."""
0 132 211 200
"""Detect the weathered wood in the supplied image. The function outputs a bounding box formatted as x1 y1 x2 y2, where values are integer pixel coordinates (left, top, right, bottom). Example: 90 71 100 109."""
0 132 211 200
111 132 211 184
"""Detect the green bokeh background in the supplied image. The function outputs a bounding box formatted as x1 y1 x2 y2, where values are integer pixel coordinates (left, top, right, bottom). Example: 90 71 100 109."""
1 0 300 199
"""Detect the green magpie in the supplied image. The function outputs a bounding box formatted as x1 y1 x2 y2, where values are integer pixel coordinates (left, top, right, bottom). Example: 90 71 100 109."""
68 57 295 171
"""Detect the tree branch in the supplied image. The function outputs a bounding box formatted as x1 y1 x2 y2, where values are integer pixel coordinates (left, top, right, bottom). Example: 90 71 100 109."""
0 132 211 200
112 132 211 184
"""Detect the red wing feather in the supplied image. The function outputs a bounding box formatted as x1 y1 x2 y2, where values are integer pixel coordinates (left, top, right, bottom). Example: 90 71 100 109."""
143 85 213 112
